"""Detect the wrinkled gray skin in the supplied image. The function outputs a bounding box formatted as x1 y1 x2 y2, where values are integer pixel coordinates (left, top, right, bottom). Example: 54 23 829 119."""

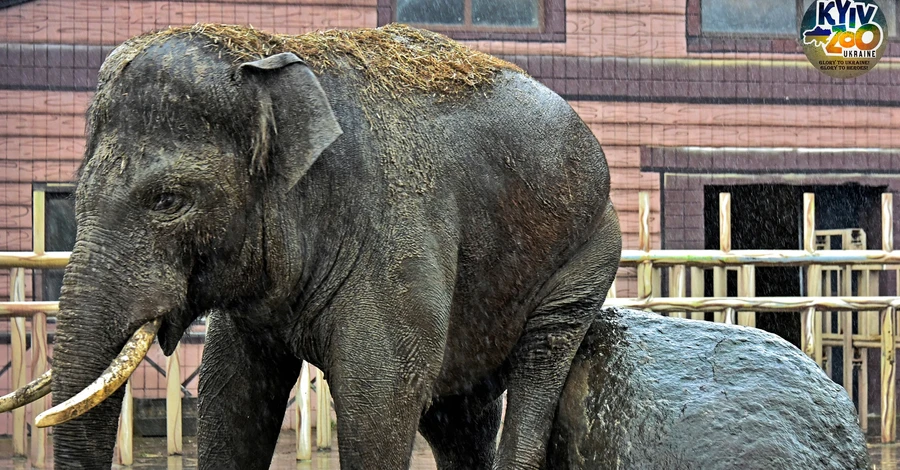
52 33 621 469
547 307 871 470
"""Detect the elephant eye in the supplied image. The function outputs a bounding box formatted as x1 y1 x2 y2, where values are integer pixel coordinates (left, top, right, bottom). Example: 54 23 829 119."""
151 193 185 213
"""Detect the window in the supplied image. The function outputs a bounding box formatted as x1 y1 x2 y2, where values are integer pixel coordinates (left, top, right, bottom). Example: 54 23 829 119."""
378 0 566 42
397 0 540 29
33 185 76 302
702 0 798 36
688 0 899 53
701 0 897 37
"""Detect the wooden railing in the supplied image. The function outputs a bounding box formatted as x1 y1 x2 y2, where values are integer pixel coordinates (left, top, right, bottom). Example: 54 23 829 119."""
609 191 900 441
1 190 899 465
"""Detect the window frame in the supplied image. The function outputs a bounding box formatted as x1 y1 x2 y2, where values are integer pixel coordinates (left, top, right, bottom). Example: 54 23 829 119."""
31 183 76 303
687 0 900 56
377 0 566 42
0 0 35 9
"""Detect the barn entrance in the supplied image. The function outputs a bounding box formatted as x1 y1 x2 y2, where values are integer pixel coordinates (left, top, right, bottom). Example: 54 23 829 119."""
703 183 886 349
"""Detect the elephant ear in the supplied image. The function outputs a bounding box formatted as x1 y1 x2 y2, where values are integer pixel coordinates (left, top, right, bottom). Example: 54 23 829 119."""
238 52 343 191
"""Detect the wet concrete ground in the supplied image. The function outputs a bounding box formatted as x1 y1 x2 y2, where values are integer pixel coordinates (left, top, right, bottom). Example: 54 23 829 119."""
869 441 900 470
0 431 438 469
0 432 897 468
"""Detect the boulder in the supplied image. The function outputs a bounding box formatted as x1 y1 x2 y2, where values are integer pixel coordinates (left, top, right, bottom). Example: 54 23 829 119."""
547 307 870 469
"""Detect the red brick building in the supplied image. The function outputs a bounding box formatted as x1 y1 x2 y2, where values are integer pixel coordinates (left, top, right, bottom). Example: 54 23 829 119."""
0 0 898 434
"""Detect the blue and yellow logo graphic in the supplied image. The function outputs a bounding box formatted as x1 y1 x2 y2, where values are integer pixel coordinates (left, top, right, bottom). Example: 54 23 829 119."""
801 0 888 78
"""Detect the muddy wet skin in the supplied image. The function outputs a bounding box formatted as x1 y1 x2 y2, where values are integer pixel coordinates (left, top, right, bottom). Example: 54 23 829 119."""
41 22 621 470
548 308 870 470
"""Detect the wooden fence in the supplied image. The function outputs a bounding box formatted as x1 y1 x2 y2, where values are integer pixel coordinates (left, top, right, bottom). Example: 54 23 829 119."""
0 190 899 465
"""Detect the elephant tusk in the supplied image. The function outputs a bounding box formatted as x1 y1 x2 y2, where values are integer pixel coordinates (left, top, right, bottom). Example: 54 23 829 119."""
35 318 161 428
0 370 52 413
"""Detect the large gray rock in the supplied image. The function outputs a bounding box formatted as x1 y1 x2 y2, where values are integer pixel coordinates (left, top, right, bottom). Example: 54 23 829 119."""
547 307 870 469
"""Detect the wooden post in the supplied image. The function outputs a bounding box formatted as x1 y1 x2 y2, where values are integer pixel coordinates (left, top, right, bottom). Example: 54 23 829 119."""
811 265 824 368
10 268 26 456
117 381 134 465
860 325 869 433
30 189 48 467
316 368 332 450
637 192 652 300
30 311 48 466
715 193 732 324
858 266 874 433
882 306 896 443
652 267 662 299
669 266 686 319
880 193 895 438
738 265 756 327
607 278 617 299
167 344 183 455
823 267 835 374
801 193 817 358
690 267 705 321
296 362 312 461
842 266 853 398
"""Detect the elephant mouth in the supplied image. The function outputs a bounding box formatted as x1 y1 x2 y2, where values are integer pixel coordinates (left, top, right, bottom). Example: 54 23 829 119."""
158 311 193 356
0 319 162 427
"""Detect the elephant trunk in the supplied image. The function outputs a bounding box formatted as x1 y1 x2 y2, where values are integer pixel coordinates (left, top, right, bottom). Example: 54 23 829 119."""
50 233 185 468
51 311 128 468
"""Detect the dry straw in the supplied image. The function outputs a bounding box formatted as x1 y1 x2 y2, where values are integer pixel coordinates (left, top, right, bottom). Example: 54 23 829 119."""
124 23 523 99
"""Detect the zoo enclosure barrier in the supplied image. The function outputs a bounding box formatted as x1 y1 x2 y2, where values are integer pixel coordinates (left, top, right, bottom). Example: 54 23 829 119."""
0 190 898 466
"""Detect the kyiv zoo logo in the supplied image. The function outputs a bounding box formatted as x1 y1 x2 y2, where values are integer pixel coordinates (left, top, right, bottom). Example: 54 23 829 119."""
801 0 888 78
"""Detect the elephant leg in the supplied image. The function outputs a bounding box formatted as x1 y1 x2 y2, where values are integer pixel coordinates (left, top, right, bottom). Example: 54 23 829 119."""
326 298 448 469
496 206 621 470
419 394 503 470
328 348 437 470
197 310 302 470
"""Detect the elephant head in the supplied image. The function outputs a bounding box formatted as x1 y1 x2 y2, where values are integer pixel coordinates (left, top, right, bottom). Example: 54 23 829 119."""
2 34 341 467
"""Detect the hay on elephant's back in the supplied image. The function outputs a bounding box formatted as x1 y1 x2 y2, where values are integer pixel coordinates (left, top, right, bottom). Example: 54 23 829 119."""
127 23 523 99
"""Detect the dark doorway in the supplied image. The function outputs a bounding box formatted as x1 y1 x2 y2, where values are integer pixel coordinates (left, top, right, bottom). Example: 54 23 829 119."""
703 183 886 349
33 187 76 302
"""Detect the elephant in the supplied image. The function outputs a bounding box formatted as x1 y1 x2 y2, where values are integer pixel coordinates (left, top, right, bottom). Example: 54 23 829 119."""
5 23 621 469
547 307 871 469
